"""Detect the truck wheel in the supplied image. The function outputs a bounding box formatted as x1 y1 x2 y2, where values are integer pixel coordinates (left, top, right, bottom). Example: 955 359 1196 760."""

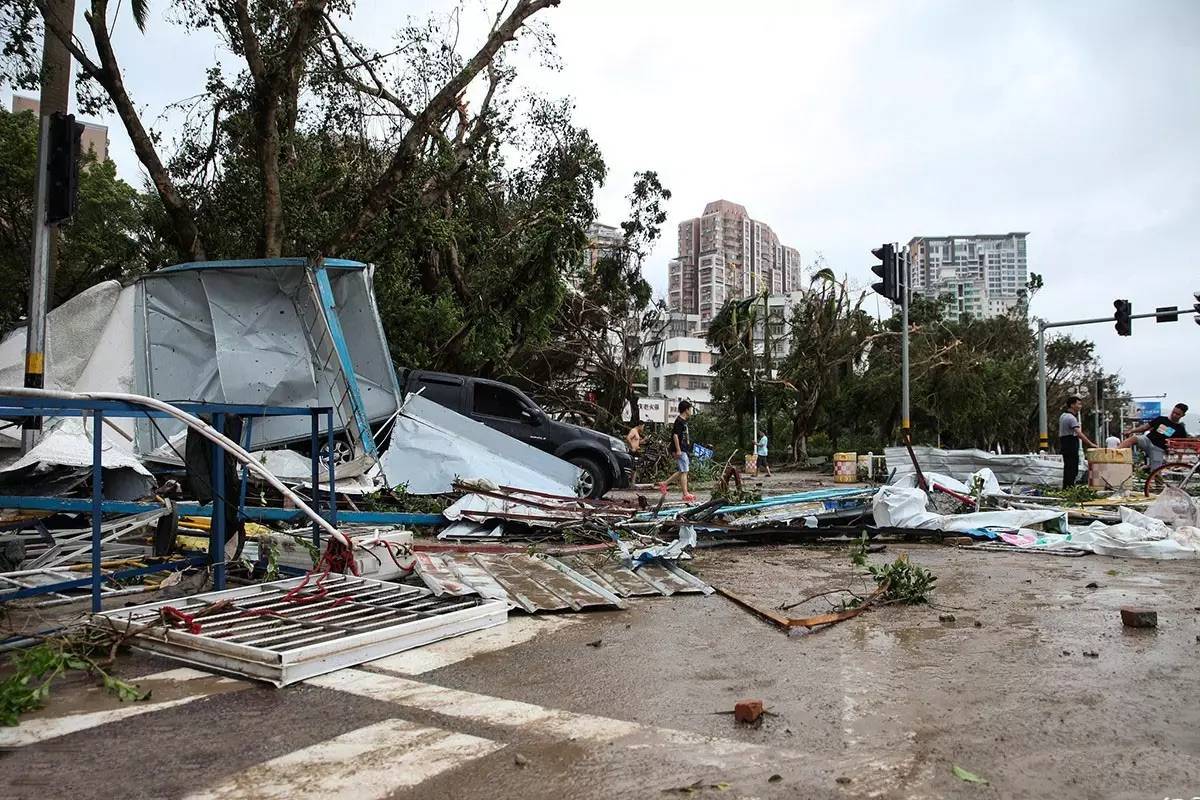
570 456 608 499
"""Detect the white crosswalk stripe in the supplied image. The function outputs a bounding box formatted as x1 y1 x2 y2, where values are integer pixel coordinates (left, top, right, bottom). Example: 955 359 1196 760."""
183 718 504 800
365 614 579 675
310 668 801 769
0 668 245 749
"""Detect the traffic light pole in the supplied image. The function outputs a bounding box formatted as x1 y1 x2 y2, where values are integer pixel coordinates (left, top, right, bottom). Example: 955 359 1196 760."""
22 114 54 452
900 250 911 442
1036 309 1194 450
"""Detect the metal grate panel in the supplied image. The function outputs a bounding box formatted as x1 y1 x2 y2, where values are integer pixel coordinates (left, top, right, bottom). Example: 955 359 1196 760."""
92 575 507 685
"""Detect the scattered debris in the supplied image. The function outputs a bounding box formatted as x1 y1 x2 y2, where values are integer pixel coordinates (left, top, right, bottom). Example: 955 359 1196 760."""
835 776 852 785
1085 582 1099 589
952 765 989 785
1119 608 1157 628
768 774 782 783
938 613 956 623
734 699 764 724
586 639 603 648
1083 650 1099 658
662 781 731 795
513 753 529 768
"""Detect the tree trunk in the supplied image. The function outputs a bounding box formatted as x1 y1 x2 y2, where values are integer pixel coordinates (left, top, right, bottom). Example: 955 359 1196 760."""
258 100 283 257
78 0 205 260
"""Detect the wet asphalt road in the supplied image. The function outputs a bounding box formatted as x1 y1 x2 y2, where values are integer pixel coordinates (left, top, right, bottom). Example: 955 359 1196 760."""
2 542 1198 800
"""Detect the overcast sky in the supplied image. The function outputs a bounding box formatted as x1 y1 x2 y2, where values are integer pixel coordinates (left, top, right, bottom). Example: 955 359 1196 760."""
7 0 1199 418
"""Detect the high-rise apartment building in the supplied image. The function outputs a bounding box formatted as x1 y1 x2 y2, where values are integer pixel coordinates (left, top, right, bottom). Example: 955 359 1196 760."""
11 96 110 163
668 200 801 326
905 233 1029 320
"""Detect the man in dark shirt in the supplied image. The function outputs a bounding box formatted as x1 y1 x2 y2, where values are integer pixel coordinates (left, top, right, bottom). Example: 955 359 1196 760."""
1119 402 1189 471
658 400 696 501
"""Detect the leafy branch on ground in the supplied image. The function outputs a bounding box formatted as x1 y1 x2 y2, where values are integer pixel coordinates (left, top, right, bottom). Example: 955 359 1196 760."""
718 485 763 505
362 483 451 515
848 533 937 606
0 627 149 726
1042 485 1102 503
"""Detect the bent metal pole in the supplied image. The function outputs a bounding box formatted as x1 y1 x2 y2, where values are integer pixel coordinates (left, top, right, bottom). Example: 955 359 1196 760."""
1 387 350 548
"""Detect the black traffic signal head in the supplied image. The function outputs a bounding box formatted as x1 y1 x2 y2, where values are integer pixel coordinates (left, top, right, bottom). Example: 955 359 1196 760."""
46 112 84 225
870 243 899 303
1193 291 1200 326
1113 298 1132 336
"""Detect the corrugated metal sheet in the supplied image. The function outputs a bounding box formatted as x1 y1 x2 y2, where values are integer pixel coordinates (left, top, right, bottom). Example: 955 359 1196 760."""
415 552 710 613
886 446 1064 487
559 554 712 597
415 553 630 613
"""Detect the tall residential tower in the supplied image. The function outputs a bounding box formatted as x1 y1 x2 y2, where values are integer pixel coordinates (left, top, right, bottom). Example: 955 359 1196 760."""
668 200 801 326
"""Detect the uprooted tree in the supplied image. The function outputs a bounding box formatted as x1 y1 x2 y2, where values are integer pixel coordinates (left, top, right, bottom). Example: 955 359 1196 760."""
512 171 672 430
2 1 650 379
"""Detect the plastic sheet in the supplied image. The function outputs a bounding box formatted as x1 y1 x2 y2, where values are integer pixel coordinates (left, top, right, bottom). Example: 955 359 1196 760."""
872 485 1068 535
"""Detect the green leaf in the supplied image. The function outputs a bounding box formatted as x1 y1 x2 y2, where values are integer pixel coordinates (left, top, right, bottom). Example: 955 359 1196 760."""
952 765 989 785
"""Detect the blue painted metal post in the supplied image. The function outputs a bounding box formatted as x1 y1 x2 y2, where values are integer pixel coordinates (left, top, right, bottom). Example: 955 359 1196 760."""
311 411 320 549
91 410 104 612
327 408 337 529
212 413 226 590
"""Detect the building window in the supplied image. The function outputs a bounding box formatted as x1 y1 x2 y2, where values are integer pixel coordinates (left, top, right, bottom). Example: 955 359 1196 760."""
688 352 701 364
652 378 660 393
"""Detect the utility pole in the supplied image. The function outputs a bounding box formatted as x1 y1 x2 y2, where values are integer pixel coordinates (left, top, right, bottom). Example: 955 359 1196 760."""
23 0 77 452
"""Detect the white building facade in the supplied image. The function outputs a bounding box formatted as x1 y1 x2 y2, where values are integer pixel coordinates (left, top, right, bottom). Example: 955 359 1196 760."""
905 233 1029 320
642 313 714 411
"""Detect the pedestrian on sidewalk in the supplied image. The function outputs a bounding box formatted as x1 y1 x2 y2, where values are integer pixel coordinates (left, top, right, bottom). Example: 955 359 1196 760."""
756 429 772 477
1059 396 1097 488
658 400 696 501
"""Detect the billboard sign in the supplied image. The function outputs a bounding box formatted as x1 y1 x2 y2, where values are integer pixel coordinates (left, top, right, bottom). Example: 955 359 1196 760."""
1130 400 1161 421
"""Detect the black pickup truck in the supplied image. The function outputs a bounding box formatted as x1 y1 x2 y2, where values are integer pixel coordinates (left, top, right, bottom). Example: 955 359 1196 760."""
400 370 633 498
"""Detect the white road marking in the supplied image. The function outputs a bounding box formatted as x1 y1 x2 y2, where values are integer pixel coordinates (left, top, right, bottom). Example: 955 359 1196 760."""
184 718 503 800
309 668 802 768
366 614 579 675
0 668 244 748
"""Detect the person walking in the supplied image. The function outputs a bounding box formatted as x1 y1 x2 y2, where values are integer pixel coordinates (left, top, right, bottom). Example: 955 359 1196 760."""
1059 396 1098 488
756 429 772 477
658 400 696 501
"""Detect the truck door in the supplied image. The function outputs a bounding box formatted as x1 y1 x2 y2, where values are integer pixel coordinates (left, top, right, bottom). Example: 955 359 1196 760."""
470 381 551 451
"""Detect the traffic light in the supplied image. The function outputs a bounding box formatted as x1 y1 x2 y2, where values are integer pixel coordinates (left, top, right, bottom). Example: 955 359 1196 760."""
1193 292 1200 326
870 243 899 302
45 112 83 225
1113 298 1132 336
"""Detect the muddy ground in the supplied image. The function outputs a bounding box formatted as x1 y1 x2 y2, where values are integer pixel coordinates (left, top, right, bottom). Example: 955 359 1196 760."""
2 537 1197 800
